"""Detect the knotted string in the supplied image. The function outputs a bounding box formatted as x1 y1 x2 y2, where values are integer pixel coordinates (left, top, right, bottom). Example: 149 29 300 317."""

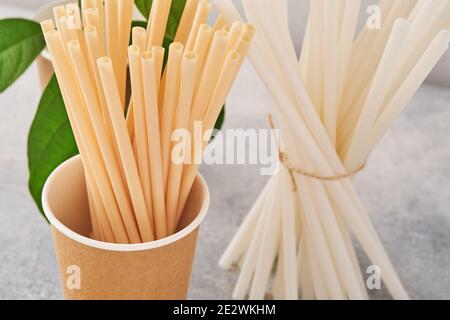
268 114 366 190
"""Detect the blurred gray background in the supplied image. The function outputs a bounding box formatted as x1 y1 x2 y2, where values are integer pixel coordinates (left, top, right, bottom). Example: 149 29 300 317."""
0 0 449 300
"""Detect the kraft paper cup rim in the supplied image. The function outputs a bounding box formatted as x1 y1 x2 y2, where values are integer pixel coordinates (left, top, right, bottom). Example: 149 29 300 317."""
42 155 210 252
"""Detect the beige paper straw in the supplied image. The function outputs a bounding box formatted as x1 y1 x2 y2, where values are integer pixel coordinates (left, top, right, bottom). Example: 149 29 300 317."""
141 51 168 239
97 56 155 242
51 10 107 243
175 0 200 44
185 0 212 51
176 50 240 226
53 5 66 31
125 26 148 139
84 26 106 100
132 26 147 51
212 14 227 33
93 0 106 54
190 30 229 128
67 40 143 243
85 8 106 56
152 46 165 94
59 16 78 43
84 161 116 243
81 0 95 23
147 0 173 48
86 176 102 240
128 45 154 231
192 24 213 85
161 43 184 194
233 33 253 67
105 0 120 93
203 51 240 132
84 26 122 174
166 51 198 234
117 0 134 105
226 21 243 51
44 29 129 243
41 19 55 33
66 2 82 27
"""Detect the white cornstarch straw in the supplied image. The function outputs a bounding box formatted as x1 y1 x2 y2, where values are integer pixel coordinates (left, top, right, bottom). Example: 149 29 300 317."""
216 0 449 300
41 0 253 243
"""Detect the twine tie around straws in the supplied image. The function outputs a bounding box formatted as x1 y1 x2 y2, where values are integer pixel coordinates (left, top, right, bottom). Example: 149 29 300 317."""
268 114 366 190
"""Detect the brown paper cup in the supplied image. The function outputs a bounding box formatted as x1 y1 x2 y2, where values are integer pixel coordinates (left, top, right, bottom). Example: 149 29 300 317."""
42 156 210 300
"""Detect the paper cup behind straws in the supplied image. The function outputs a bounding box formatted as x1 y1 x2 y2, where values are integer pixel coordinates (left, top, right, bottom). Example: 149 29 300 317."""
42 156 210 300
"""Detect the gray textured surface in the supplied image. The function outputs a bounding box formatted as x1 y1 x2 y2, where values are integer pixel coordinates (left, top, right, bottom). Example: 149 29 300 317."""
0 4 450 300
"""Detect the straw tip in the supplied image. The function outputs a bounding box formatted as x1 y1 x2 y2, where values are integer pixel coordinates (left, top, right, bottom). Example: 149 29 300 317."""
84 25 97 33
169 42 184 52
53 5 66 12
66 39 80 48
215 29 229 38
40 20 55 33
228 50 240 61
142 51 154 60
132 26 146 34
128 44 140 54
184 51 197 60
97 56 112 65
40 19 54 25
240 34 253 43
43 29 58 37
231 21 244 28
152 46 165 55
244 23 255 34
199 24 212 32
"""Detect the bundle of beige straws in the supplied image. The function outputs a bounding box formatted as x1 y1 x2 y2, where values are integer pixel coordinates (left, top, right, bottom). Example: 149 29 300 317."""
41 0 253 244
217 0 450 300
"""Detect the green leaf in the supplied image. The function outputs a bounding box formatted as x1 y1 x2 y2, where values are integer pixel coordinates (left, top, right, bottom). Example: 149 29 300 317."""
211 106 226 141
214 106 226 131
165 0 187 40
28 75 78 217
135 0 153 20
0 18 45 92
134 0 187 41
131 20 148 29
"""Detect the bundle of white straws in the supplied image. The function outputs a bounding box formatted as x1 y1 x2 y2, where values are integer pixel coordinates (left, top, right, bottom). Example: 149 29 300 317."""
216 0 450 300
